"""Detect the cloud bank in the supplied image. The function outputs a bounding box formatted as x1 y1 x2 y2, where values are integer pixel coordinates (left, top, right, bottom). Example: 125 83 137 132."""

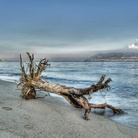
128 39 138 49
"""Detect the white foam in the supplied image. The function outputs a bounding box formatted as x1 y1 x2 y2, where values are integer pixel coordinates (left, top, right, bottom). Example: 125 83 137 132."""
0 74 20 83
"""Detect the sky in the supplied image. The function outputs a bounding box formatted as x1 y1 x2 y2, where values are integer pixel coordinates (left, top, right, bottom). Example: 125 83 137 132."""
0 0 138 60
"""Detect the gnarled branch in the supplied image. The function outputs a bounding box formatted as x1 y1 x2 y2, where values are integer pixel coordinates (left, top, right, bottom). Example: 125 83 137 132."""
17 53 124 120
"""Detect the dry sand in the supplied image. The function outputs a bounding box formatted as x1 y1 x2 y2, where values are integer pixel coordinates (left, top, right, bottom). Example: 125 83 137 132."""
0 80 138 138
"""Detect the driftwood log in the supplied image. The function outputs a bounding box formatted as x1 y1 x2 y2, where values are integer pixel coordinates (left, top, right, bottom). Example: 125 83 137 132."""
17 53 124 120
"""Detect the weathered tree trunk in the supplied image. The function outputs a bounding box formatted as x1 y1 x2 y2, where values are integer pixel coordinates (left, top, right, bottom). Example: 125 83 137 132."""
17 53 124 120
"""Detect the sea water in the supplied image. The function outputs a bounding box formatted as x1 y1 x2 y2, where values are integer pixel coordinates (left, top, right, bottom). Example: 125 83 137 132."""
0 61 138 128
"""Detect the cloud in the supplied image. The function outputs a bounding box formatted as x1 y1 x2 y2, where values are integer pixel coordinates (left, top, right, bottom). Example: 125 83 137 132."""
128 44 138 49
128 39 138 49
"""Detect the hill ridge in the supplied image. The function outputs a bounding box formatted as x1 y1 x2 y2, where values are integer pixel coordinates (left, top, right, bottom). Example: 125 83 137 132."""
84 52 138 62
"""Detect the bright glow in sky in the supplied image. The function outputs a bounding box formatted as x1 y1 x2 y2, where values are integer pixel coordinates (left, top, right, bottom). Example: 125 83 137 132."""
128 39 138 49
0 0 138 59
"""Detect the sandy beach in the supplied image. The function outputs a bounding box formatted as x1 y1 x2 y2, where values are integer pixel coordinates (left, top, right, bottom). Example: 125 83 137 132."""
0 80 138 138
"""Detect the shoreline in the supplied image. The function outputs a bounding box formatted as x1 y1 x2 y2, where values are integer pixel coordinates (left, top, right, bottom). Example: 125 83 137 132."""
0 80 138 138
108 115 138 130
0 79 137 129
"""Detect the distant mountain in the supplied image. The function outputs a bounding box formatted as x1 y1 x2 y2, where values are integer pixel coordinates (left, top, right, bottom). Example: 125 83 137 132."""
84 52 138 62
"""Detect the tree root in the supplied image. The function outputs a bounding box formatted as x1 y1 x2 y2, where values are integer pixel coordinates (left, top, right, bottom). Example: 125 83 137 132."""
17 52 124 120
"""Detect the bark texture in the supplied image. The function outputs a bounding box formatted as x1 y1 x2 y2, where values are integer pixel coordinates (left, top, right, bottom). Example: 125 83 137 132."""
17 53 124 120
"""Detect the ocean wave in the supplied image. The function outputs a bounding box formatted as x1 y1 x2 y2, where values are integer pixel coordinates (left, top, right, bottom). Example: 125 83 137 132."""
44 76 91 83
0 74 20 83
